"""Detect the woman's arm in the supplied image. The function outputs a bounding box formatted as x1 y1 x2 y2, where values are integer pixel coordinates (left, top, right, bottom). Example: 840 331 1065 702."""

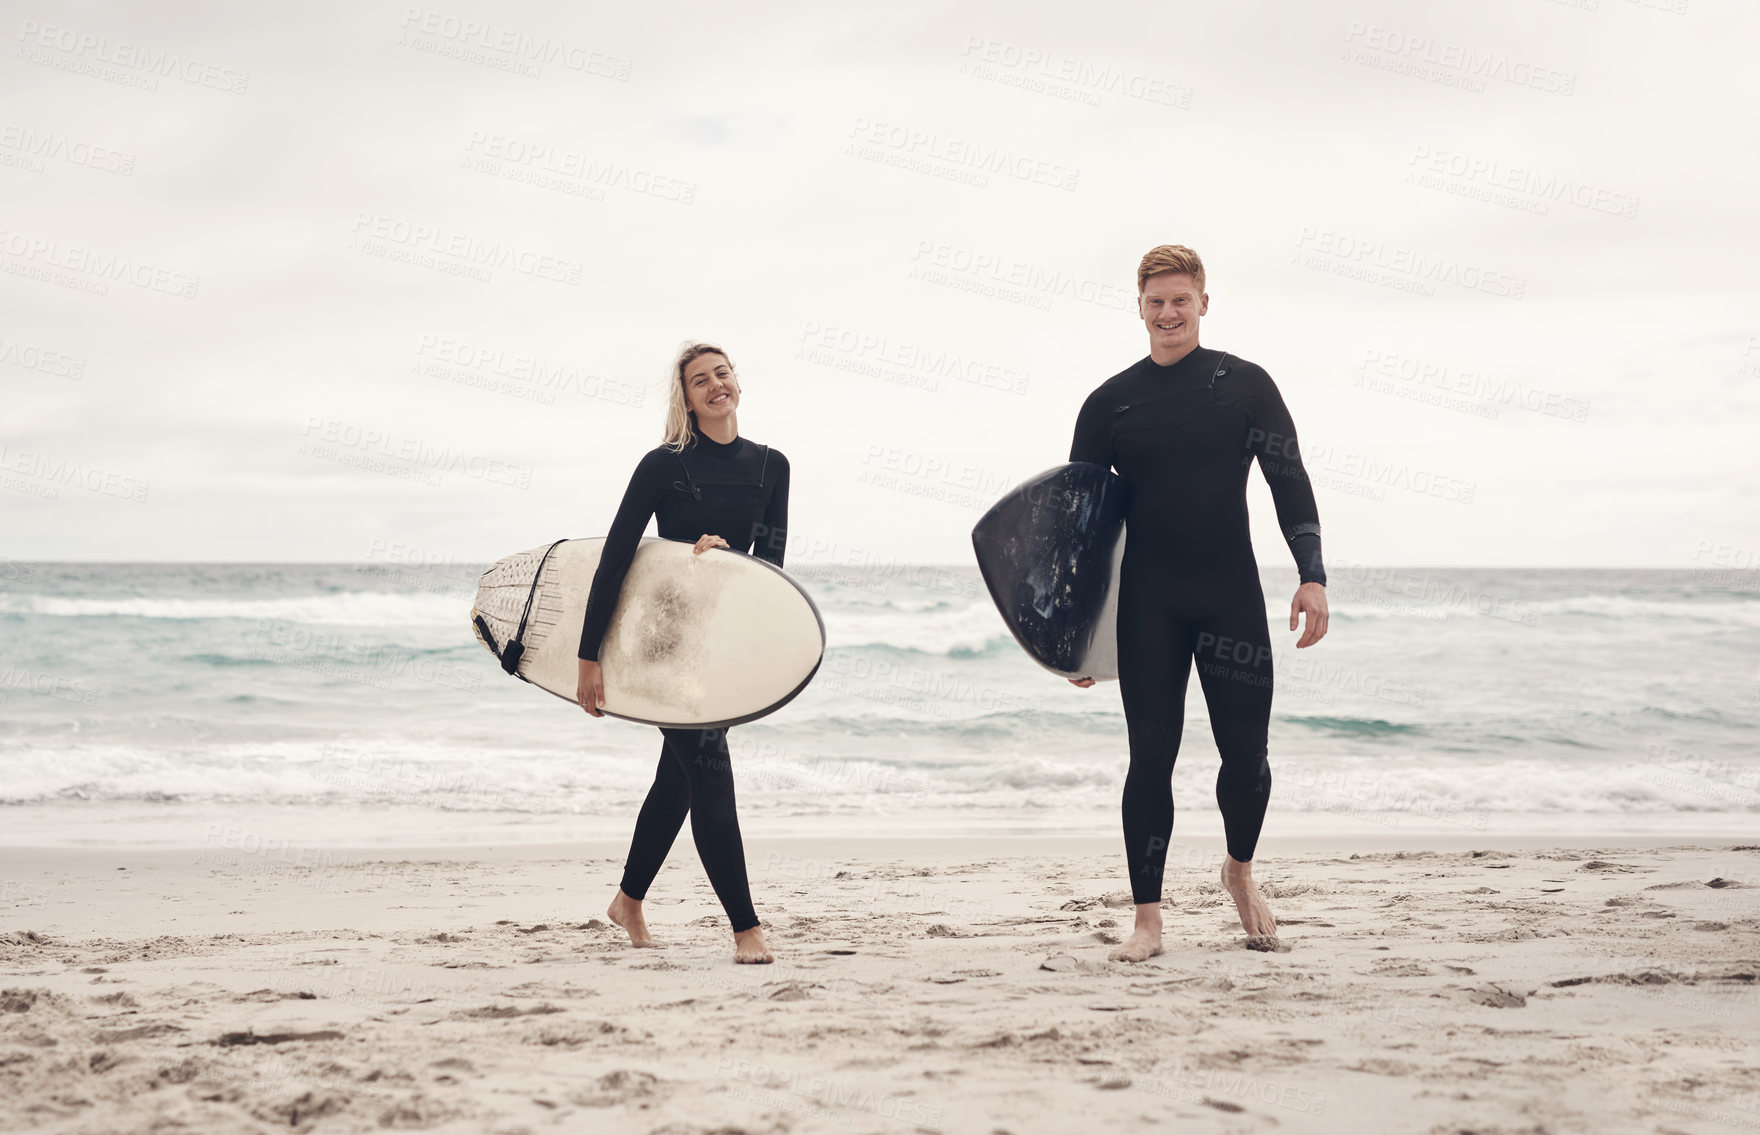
578 450 669 662
753 450 790 568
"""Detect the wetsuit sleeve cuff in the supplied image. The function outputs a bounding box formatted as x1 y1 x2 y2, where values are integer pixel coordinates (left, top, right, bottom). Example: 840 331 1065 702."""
1286 530 1326 587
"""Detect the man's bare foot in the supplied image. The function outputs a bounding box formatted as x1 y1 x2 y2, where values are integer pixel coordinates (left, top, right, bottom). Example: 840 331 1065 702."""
1108 903 1165 962
1221 856 1277 937
733 925 773 964
607 889 655 947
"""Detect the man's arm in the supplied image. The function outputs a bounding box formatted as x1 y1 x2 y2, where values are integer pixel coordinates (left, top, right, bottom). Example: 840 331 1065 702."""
1069 390 1109 466
1243 367 1326 586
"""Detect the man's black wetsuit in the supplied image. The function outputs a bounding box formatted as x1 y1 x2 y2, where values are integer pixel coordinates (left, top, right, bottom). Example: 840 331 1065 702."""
578 432 790 932
1069 346 1324 904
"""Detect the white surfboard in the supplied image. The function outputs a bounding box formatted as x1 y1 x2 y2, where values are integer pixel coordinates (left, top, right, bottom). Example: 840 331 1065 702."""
471 538 825 728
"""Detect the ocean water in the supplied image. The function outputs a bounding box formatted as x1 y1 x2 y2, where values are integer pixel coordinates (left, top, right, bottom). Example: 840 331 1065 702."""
0 558 1756 847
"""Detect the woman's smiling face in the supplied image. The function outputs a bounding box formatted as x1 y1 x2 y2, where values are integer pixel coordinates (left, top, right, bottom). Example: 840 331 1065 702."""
684 352 739 424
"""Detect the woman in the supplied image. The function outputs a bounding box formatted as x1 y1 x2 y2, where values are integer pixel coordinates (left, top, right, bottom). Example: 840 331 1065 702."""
575 342 789 965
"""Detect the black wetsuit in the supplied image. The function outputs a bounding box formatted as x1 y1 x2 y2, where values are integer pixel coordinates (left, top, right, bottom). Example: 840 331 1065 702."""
1070 346 1324 903
577 433 790 932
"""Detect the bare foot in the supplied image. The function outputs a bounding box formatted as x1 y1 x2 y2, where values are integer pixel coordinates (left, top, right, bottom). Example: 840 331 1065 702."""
607 889 655 947
1221 856 1277 937
1108 903 1165 962
733 925 773 964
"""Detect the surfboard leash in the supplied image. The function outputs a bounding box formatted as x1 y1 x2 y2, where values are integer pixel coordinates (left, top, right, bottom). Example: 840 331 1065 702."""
481 538 568 680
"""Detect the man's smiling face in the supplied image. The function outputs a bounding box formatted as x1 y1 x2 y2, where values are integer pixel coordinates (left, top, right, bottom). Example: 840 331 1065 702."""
1138 272 1207 356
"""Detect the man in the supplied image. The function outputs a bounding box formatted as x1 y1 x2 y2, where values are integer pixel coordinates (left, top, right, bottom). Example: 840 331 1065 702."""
1068 244 1329 961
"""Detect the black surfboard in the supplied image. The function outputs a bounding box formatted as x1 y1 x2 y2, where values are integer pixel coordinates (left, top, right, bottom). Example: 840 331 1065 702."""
971 462 1128 681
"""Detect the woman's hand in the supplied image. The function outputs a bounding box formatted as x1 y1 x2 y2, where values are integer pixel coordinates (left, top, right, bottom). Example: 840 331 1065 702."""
693 534 729 555
1290 582 1329 648
577 658 605 717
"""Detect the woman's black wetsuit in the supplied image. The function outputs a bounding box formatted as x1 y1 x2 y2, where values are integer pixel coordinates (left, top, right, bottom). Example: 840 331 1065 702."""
1069 346 1324 904
577 432 790 932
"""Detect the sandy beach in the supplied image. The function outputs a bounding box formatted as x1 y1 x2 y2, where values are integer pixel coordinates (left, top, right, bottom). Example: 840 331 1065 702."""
2 834 1757 1133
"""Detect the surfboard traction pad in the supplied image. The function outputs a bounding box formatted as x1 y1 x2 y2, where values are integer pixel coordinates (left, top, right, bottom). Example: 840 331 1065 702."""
471 538 826 729
971 463 1127 681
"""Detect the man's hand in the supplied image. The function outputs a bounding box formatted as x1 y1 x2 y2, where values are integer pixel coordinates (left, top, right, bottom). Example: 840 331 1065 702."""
577 658 605 717
1290 582 1329 648
1068 676 1096 688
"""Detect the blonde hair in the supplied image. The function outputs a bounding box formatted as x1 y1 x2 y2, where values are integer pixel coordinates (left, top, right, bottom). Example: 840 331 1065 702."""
1137 244 1206 295
661 342 734 451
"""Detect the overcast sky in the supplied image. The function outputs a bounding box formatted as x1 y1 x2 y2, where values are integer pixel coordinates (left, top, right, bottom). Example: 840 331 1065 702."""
4 0 1757 568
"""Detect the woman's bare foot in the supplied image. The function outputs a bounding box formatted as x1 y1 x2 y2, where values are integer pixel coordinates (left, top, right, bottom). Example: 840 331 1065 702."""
1221 856 1277 937
733 925 773 964
607 889 655 947
1108 903 1165 962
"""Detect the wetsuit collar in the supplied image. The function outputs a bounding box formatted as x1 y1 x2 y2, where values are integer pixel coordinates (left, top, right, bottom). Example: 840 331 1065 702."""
690 430 743 458
1144 345 1218 383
